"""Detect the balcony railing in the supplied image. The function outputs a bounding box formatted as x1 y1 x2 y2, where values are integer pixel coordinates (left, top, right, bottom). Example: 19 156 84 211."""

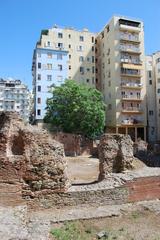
122 106 142 110
121 95 142 100
121 118 143 125
120 34 139 42
121 69 141 76
121 58 142 65
121 82 143 88
120 45 140 53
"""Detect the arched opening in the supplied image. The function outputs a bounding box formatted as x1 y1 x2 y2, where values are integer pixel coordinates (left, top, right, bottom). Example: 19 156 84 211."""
11 133 25 155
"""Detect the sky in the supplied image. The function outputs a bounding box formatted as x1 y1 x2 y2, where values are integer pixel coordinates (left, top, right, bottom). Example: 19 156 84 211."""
0 0 160 90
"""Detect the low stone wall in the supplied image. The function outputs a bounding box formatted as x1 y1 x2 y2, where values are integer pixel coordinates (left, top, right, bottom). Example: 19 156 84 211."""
28 168 160 209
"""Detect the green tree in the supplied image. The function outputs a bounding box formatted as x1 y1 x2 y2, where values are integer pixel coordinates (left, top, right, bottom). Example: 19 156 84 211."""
44 80 105 139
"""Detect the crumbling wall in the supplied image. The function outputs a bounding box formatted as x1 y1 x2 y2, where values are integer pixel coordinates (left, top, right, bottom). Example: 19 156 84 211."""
52 133 95 156
98 134 134 180
0 112 70 202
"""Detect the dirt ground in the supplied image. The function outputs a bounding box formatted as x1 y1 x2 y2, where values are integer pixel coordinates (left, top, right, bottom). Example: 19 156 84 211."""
65 156 146 184
51 208 160 240
66 156 99 184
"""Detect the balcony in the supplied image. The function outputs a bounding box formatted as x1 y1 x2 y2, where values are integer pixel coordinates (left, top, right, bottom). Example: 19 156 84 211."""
121 69 141 78
121 58 142 65
120 34 140 44
119 19 141 33
120 45 141 54
121 118 144 126
121 95 142 102
121 82 143 89
121 107 143 114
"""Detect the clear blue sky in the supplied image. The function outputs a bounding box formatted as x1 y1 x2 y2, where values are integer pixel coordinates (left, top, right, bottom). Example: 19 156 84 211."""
0 0 159 89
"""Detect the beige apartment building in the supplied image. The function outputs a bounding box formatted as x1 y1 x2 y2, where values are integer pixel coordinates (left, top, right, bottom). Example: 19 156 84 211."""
36 26 96 86
33 15 152 142
96 16 147 141
146 52 160 142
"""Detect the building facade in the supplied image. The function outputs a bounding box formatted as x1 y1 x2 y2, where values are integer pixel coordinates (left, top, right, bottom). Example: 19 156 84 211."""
146 52 160 142
32 26 96 122
96 16 147 141
0 78 30 121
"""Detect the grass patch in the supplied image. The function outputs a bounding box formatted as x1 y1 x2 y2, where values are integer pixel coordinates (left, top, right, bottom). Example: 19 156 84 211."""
51 221 93 240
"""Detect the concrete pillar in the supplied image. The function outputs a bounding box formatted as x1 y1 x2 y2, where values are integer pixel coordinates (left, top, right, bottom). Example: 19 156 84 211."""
135 127 137 142
125 127 128 135
144 127 146 141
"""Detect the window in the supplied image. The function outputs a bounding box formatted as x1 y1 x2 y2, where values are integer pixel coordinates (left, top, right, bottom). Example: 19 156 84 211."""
148 71 152 78
106 25 110 32
47 75 52 81
77 45 83 51
58 43 63 48
80 67 84 74
79 36 84 41
37 109 41 116
158 89 160 93
69 54 71 59
38 62 41 69
57 75 63 82
92 56 94 63
159 99 160 104
87 57 90 62
108 58 110 64
87 68 90 72
158 78 160 83
57 54 63 60
108 81 111 87
58 64 62 71
46 41 51 47
68 34 71 39
92 77 95 84
69 65 71 70
149 80 152 85
107 48 110 55
156 58 160 63
37 98 41 104
92 67 95 74
38 53 41 58
92 46 94 51
38 74 41 80
108 71 111 78
92 36 94 43
86 79 90 83
149 110 154 116
58 33 63 38
79 56 84 62
158 69 160 73
47 63 52 70
108 104 112 110
69 44 71 48
37 86 41 92
47 52 52 58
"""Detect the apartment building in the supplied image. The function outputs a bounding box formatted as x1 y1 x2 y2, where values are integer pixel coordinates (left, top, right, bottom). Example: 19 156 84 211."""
0 78 30 121
146 52 160 142
32 26 96 122
96 16 147 141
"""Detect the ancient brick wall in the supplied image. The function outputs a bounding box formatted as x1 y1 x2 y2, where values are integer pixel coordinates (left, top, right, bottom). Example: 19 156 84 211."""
52 133 95 156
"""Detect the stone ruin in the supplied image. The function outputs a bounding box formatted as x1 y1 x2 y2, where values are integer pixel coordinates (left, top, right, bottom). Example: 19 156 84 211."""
98 134 134 180
0 112 70 201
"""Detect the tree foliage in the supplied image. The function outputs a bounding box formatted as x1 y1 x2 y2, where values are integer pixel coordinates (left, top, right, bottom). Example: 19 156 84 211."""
44 80 105 139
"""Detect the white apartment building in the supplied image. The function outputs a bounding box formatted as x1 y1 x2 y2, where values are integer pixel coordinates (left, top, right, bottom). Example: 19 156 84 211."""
0 78 30 121
96 16 147 141
146 52 160 142
32 26 96 122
